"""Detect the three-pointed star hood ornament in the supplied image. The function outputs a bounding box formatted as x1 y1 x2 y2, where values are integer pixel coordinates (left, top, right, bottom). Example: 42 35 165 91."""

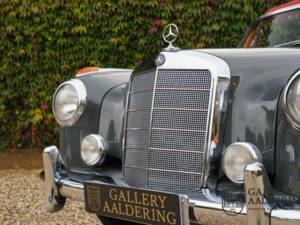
162 23 180 52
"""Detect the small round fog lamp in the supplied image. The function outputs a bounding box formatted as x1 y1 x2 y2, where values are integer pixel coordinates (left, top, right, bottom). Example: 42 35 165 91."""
223 142 261 183
80 134 106 166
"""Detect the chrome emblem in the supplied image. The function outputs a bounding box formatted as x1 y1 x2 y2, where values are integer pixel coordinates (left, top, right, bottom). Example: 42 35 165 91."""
163 23 178 44
155 53 165 66
162 23 180 52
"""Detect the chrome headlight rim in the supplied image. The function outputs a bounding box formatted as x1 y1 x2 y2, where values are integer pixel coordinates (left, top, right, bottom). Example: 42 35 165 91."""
283 70 300 130
52 79 87 127
80 134 106 166
222 142 262 184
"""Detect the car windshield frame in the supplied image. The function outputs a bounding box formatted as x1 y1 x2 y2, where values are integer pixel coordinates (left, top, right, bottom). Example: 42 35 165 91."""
239 7 300 48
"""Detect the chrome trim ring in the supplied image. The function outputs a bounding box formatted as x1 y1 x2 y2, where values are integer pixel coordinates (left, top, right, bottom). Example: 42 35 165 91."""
80 134 106 166
283 70 300 130
52 79 87 127
222 142 262 184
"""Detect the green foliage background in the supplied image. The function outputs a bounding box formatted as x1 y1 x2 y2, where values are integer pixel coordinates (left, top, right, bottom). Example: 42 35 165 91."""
0 0 286 149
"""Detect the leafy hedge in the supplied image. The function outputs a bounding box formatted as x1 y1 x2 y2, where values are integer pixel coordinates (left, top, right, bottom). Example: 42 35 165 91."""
0 0 286 149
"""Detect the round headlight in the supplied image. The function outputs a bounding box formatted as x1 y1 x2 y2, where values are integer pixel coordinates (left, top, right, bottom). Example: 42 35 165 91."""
285 72 300 129
52 79 86 126
80 134 106 166
223 142 261 183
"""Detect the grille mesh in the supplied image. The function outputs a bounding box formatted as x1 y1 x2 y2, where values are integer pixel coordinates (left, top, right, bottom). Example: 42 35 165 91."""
123 69 212 193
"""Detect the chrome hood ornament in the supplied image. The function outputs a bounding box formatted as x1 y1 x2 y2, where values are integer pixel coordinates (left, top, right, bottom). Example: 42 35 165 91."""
162 23 180 52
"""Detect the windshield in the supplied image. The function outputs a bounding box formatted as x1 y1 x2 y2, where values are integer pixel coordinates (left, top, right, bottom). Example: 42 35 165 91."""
241 8 300 47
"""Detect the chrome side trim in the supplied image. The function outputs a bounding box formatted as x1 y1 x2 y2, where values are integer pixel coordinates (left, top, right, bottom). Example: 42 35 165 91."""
75 68 133 77
122 69 138 178
52 79 87 127
127 127 206 133
260 4 300 20
283 70 300 130
146 69 159 188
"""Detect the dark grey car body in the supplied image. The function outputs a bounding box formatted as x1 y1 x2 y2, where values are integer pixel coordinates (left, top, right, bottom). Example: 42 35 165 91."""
61 48 300 198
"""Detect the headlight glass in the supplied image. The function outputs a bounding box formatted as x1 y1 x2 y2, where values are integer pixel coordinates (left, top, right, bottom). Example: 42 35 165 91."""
286 75 300 126
54 84 78 121
223 142 261 183
80 135 106 166
52 79 86 126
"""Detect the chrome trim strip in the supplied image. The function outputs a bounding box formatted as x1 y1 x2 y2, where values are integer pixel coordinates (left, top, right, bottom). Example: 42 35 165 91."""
125 147 205 154
129 107 209 112
259 4 300 20
146 69 159 188
52 79 87 127
150 147 204 154
156 87 210 91
283 70 300 130
129 87 211 94
76 68 133 77
122 70 135 178
126 127 206 133
149 168 203 175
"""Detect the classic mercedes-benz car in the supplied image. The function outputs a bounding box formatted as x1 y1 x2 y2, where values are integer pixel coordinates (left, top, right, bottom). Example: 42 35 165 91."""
43 1 300 225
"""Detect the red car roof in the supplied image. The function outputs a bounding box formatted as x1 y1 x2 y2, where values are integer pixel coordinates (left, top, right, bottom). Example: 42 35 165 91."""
265 0 300 14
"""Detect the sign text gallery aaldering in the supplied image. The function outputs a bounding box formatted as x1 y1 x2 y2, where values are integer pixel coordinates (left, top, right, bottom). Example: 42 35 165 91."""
86 185 179 225
103 188 176 224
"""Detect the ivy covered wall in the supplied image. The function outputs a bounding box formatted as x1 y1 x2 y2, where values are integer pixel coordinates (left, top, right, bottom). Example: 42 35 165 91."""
0 0 286 149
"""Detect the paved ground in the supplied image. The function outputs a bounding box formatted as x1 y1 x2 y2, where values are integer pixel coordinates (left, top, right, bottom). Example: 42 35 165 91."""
0 169 101 225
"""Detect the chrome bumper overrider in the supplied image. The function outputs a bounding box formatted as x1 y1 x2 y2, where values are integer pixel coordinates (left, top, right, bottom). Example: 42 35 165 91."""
43 146 300 225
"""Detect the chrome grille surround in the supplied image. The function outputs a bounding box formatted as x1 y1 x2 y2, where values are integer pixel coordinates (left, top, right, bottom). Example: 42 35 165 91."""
123 51 230 193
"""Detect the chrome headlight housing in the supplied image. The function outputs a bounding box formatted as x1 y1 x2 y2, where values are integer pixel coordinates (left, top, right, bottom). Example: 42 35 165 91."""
52 79 87 126
80 134 106 166
222 142 261 183
284 71 300 129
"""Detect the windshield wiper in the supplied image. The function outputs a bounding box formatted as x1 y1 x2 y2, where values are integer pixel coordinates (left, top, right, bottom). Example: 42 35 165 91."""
274 39 300 47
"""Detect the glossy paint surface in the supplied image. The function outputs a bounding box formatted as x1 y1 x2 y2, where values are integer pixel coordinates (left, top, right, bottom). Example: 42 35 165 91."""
99 83 128 159
276 93 300 197
199 48 300 175
59 70 131 170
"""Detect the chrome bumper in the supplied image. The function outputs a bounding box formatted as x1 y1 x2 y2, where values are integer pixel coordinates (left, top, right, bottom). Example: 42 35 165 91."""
43 146 300 225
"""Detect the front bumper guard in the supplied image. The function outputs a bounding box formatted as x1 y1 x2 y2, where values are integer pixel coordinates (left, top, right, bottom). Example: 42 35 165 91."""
43 146 300 225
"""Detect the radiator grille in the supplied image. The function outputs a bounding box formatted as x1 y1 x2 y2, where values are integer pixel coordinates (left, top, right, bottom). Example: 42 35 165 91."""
123 69 213 192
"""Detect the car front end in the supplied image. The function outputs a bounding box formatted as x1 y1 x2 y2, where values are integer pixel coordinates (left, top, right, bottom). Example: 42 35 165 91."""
42 2 300 225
